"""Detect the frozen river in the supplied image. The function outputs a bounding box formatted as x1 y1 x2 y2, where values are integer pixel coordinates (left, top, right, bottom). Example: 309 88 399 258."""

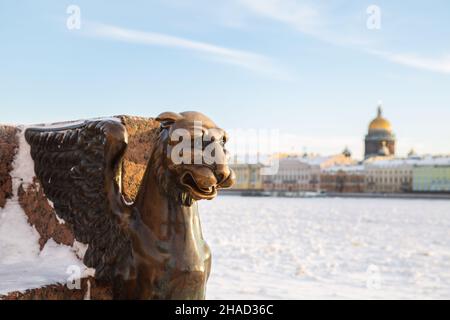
200 196 450 299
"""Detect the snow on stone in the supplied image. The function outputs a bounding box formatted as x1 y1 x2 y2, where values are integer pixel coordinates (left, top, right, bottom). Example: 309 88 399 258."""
55 213 66 225
26 116 121 131
84 280 91 300
72 240 89 260
0 197 41 265
0 127 89 295
200 195 450 299
11 126 35 190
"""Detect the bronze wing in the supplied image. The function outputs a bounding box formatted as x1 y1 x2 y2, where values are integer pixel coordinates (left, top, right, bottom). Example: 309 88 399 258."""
25 120 132 281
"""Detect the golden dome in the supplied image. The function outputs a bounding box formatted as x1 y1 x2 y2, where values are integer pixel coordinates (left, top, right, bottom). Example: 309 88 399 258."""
369 107 392 132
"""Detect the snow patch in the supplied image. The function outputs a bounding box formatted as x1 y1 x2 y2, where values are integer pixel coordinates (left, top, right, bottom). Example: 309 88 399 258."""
0 127 89 295
0 200 41 265
84 280 91 300
72 240 89 260
11 126 35 191
27 116 121 131
55 213 66 225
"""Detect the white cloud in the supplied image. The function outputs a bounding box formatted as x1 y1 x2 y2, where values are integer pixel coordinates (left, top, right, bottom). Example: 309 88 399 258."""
368 50 450 74
238 0 321 35
237 0 370 47
237 0 450 75
85 22 287 78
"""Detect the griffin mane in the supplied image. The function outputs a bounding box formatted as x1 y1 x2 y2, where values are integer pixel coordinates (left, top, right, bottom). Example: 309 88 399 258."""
145 126 195 207
149 127 170 195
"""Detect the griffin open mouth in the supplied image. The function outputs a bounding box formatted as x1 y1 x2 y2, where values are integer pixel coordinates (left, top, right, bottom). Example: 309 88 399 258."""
180 172 217 200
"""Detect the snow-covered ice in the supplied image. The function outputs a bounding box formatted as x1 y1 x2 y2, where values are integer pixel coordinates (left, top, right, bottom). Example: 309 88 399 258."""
200 195 450 299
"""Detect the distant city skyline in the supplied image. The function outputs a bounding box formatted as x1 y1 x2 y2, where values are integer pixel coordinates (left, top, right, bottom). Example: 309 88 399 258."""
1 1 449 158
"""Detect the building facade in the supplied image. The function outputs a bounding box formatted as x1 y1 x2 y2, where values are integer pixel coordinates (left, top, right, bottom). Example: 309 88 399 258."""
412 158 450 192
264 153 356 192
263 156 312 192
413 166 450 192
320 165 365 193
229 163 264 191
364 159 414 193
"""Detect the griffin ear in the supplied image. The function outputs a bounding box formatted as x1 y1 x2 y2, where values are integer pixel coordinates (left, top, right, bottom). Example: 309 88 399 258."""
156 112 183 128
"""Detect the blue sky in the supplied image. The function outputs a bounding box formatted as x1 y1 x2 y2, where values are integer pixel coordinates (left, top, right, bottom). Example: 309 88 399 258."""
1 0 449 158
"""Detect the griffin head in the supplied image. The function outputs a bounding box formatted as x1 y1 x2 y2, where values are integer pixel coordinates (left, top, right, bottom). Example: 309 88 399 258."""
155 111 235 206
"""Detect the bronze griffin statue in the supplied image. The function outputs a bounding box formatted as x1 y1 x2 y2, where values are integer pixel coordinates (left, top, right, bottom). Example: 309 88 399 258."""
24 111 235 299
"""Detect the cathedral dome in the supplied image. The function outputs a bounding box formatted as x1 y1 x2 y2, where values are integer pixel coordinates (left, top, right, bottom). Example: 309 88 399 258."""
365 104 396 159
369 106 392 133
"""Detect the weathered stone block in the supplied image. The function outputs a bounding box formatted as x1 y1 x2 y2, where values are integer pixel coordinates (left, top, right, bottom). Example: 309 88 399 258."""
0 125 18 208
